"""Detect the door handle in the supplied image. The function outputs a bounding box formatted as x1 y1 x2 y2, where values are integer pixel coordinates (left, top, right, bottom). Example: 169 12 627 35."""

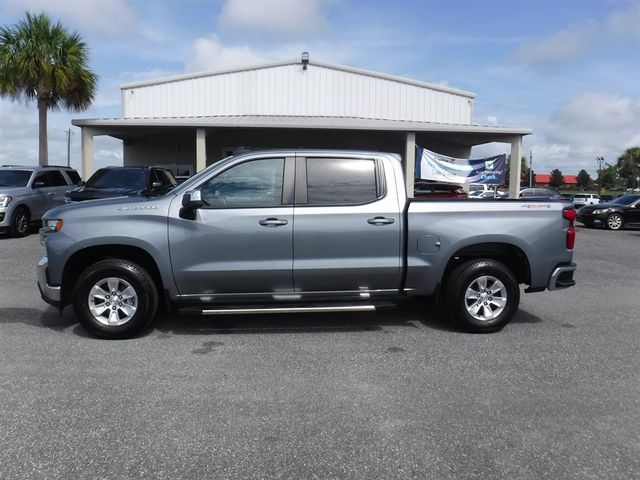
259 218 288 227
367 216 395 225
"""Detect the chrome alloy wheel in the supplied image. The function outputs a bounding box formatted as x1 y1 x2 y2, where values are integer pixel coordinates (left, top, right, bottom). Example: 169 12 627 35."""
464 275 507 322
607 214 622 230
88 277 138 326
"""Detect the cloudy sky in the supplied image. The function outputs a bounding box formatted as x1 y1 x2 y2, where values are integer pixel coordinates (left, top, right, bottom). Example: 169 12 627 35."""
1 0 638 176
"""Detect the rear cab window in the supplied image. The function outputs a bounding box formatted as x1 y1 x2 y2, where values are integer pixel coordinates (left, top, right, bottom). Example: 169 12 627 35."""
302 157 382 206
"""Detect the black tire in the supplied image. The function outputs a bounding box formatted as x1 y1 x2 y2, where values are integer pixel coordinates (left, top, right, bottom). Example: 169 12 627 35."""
73 259 159 339
605 213 623 230
444 258 520 333
10 206 30 237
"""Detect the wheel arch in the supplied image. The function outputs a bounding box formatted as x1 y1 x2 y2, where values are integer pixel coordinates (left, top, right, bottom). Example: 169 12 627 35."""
61 244 165 307
441 242 531 289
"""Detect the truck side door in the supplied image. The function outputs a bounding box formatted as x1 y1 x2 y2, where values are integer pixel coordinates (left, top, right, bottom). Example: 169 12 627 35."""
168 156 294 297
292 156 401 294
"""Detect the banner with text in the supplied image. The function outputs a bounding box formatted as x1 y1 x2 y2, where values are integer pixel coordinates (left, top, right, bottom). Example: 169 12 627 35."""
416 147 507 184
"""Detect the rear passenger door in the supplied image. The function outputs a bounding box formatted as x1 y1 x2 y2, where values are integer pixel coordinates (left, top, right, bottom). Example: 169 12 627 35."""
45 170 71 207
292 156 401 294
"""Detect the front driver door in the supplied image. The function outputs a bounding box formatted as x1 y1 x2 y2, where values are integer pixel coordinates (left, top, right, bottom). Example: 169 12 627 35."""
168 156 294 298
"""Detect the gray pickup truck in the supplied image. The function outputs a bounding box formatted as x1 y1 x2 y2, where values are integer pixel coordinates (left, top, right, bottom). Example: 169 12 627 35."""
37 150 577 338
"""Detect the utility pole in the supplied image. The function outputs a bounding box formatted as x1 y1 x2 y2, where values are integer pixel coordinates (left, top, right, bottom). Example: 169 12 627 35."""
529 149 533 187
66 129 73 167
596 156 604 196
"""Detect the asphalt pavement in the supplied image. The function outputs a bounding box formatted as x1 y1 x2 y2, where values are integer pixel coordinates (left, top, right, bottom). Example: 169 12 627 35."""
0 226 638 479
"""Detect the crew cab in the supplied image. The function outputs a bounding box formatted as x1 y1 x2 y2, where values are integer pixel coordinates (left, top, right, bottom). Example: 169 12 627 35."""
37 150 577 338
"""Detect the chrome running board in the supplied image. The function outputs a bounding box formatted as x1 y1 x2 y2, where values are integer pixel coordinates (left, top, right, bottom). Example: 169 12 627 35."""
201 305 376 315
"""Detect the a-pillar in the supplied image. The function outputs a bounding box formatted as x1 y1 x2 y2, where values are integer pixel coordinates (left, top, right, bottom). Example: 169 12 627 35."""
81 127 95 179
196 128 207 172
405 132 416 198
508 136 523 199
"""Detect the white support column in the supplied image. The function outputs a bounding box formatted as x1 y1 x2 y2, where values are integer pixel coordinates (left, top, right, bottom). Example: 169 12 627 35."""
195 128 207 172
405 132 416 198
80 127 95 179
508 136 523 199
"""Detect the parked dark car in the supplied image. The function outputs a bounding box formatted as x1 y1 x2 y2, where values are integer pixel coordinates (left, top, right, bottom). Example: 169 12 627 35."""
66 166 177 202
519 187 563 200
577 194 640 230
414 180 467 199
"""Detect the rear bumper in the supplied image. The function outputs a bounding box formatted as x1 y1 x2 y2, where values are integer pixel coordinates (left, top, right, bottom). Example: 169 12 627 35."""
548 263 577 291
37 256 61 308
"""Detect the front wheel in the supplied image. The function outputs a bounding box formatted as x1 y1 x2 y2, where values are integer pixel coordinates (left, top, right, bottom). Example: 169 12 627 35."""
605 213 623 230
444 259 520 333
73 259 159 339
10 207 30 237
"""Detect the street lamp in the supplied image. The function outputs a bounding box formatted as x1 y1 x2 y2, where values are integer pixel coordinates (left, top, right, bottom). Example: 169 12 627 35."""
596 156 604 196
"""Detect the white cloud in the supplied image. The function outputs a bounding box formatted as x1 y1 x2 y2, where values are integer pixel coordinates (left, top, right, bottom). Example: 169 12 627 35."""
485 115 499 126
513 3 640 67
218 0 335 37
184 35 269 73
530 92 640 174
2 0 136 37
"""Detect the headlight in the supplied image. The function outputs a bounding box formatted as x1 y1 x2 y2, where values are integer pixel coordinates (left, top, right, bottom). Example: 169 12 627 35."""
0 194 13 207
592 208 611 215
42 219 63 233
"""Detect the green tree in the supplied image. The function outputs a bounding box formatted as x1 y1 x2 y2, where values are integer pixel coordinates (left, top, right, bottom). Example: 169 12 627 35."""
616 147 640 189
0 12 97 165
599 163 619 190
576 169 591 190
549 169 564 188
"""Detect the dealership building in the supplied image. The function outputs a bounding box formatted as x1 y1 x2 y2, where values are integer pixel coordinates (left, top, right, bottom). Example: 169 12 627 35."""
72 54 531 196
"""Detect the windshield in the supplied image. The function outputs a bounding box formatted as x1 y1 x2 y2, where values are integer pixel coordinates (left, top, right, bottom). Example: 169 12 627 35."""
86 168 147 189
612 194 640 205
0 169 32 187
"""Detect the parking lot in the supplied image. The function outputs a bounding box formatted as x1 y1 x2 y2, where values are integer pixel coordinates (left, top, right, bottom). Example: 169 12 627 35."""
0 227 639 479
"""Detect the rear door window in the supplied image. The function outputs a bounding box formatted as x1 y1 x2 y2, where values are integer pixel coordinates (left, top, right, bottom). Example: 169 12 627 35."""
305 158 379 205
65 170 82 184
46 171 67 186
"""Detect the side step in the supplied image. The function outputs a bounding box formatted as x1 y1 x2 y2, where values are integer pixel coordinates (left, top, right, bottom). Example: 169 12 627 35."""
200 305 377 315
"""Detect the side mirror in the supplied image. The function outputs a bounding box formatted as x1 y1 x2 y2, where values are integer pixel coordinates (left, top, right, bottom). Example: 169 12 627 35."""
78 180 85 186
179 190 203 219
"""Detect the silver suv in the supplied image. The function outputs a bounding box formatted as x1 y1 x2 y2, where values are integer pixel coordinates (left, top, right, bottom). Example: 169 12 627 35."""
0 165 81 237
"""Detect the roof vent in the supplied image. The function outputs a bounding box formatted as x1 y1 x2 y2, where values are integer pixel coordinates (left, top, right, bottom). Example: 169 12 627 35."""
301 52 309 70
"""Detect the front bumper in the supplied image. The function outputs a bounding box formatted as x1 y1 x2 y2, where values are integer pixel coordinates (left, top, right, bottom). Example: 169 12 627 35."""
37 256 61 308
577 211 606 226
548 263 577 291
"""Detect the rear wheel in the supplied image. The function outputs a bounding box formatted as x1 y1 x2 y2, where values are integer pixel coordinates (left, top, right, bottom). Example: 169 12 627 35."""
10 207 30 237
73 259 159 339
444 259 520 333
605 213 623 230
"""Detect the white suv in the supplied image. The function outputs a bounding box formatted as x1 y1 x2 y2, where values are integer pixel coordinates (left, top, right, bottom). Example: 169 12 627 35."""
572 193 600 209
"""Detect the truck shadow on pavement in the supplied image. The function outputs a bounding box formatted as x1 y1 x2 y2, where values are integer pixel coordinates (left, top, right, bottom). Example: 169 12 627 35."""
0 300 542 338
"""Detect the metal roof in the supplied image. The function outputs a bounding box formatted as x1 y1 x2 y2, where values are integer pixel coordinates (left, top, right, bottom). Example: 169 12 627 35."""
119 58 476 99
72 115 530 136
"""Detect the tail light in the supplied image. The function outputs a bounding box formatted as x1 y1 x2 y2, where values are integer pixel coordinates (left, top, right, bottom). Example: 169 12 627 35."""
563 208 576 249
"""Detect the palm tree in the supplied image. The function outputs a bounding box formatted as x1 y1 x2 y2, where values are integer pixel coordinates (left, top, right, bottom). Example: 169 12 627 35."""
0 12 97 165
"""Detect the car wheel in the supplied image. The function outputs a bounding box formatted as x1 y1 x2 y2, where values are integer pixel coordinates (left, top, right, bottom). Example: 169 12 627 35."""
73 259 159 339
444 259 520 333
605 213 623 230
10 206 30 237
